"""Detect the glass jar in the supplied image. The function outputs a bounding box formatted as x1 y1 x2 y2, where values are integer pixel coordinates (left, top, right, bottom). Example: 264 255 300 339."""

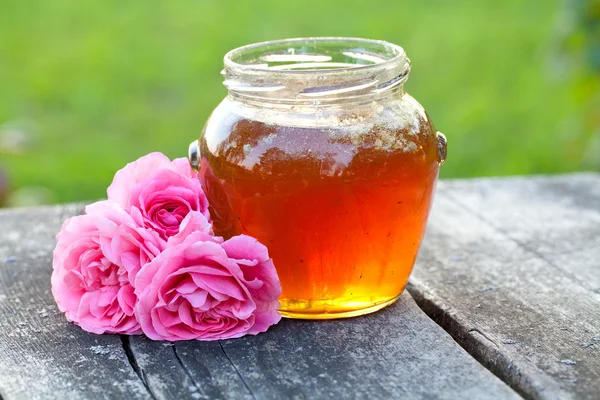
188 38 446 319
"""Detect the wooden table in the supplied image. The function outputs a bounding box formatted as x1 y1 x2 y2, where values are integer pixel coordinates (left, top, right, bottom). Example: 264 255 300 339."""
0 173 598 400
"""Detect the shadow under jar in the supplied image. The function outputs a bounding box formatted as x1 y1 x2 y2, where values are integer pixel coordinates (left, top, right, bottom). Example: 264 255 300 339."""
189 38 447 319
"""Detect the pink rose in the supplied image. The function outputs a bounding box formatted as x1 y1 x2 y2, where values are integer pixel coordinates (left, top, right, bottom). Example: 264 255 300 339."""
107 152 210 239
134 231 281 341
221 235 282 331
51 201 166 334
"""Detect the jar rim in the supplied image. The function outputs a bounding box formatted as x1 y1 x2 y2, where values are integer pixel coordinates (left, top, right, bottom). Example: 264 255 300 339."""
223 37 408 77
222 37 410 105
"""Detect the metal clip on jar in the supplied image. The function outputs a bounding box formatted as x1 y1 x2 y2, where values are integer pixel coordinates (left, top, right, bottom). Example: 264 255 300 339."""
189 37 447 319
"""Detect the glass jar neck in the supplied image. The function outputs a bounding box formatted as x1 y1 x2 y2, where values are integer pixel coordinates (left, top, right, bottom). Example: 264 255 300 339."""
221 37 411 109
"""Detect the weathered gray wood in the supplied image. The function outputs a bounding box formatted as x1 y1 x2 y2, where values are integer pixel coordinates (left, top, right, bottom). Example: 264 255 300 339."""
409 173 600 400
217 293 518 399
0 202 519 399
0 205 150 400
129 292 519 400
128 337 254 399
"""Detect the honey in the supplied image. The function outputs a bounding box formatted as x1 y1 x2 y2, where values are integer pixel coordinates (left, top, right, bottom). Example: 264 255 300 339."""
199 115 439 318
189 37 445 318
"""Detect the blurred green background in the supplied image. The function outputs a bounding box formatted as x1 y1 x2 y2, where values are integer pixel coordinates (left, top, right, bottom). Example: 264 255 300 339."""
0 0 598 206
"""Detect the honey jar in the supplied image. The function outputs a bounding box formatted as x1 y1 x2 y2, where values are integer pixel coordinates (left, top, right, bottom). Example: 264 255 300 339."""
189 38 446 319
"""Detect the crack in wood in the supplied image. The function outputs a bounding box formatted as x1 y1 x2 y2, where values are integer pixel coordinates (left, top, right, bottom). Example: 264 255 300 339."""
406 186 599 400
218 341 256 400
171 344 202 394
408 286 533 400
467 328 499 349
120 335 158 400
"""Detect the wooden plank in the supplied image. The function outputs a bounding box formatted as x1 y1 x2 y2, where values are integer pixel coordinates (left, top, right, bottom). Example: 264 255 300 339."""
128 337 254 399
444 173 600 290
409 173 600 400
0 205 151 400
219 292 519 400
0 203 519 399
128 292 519 400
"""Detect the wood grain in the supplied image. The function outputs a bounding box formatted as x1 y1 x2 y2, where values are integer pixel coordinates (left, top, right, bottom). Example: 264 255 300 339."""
409 173 600 400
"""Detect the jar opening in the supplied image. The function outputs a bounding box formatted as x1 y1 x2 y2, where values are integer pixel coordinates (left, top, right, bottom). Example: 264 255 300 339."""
225 37 405 73
222 37 411 104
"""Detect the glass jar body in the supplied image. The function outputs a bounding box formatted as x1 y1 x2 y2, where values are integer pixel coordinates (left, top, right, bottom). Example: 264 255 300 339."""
197 91 440 319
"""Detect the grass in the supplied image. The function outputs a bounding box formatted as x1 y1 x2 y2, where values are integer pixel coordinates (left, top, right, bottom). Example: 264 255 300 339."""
0 0 595 204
